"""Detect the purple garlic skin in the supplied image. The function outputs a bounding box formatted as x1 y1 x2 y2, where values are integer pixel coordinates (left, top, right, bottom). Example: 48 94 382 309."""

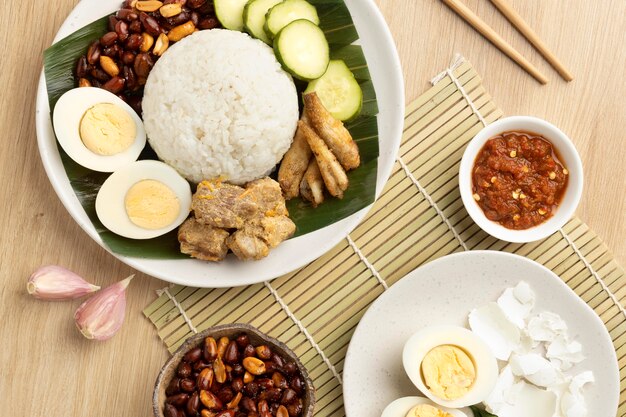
74 275 134 341
27 265 100 300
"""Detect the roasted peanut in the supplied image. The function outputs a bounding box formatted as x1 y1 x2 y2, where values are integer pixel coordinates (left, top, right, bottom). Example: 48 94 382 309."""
283 362 297 375
197 367 214 391
214 357 227 383
200 389 223 409
243 344 255 358
180 377 196 392
140 12 162 37
204 337 218 361
136 0 163 12
236 334 250 348
99 56 120 77
167 21 196 42
226 392 242 409
102 76 125 93
166 377 181 395
186 391 200 415
187 0 206 8
164 404 178 417
231 377 244 392
217 337 229 359
184 346 202 362
243 371 254 384
177 361 192 378
243 357 266 375
117 8 138 21
201 411 216 417
160 3 182 17
280 388 297 405
241 396 257 412
255 345 271 360
78 78 91 88
133 53 154 78
87 41 101 65
115 20 129 41
277 405 289 417
214 411 235 417
153 33 169 56
272 372 288 389
139 32 154 52
125 33 143 50
100 31 119 47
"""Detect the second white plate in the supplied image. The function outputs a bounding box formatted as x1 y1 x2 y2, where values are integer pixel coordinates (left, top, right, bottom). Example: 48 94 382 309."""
343 251 619 417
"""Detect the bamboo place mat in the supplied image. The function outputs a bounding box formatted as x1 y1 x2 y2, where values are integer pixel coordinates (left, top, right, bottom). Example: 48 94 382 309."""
144 57 626 416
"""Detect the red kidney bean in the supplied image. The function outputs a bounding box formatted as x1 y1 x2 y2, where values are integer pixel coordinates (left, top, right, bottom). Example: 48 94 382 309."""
100 31 119 47
190 11 200 26
115 20 129 41
117 8 138 21
90 67 110 82
280 389 297 405
164 404 178 417
177 362 192 378
165 393 189 407
289 376 303 395
108 15 119 31
86 41 101 65
243 345 256 358
103 76 125 93
184 347 203 363
140 12 162 37
75 55 89 78
186 391 200 415
125 33 143 50
180 378 196 393
133 53 154 78
121 51 136 65
198 16 219 30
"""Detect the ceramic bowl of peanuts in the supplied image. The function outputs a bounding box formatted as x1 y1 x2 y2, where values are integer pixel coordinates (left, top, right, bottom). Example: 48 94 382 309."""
153 323 315 417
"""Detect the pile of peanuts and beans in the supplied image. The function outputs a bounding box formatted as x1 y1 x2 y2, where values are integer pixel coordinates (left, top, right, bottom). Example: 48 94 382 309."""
75 0 220 115
164 333 308 417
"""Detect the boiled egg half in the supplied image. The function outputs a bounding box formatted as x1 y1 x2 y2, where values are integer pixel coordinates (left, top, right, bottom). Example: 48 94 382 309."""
402 325 498 409
96 160 192 239
381 396 469 417
53 87 146 172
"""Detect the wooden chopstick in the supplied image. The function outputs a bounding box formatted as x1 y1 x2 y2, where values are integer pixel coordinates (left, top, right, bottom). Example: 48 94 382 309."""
441 0 548 85
490 0 573 81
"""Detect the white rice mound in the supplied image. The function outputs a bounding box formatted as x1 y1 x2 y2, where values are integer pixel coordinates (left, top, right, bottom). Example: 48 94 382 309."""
142 29 299 184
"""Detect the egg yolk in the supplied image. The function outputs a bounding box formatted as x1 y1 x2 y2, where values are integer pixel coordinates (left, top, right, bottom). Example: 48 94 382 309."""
405 404 453 417
124 180 180 230
79 103 136 155
421 345 476 400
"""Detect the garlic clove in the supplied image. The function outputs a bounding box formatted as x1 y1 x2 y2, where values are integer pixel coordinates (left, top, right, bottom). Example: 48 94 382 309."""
27 265 100 300
74 275 134 341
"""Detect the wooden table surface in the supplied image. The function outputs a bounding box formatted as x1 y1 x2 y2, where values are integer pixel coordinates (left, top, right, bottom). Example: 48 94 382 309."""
1 0 624 415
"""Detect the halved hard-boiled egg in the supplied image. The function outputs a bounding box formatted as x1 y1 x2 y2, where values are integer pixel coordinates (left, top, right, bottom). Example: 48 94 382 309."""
402 325 498 409
381 396 469 417
53 87 146 172
96 160 191 239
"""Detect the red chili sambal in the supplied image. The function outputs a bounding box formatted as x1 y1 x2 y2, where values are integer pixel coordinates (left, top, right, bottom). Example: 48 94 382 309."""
471 131 569 230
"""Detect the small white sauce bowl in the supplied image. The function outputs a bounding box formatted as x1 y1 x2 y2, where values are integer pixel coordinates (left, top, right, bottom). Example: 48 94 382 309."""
459 116 583 243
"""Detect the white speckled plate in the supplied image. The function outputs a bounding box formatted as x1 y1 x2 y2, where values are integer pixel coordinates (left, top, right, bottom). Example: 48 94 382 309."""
343 251 619 417
35 0 404 287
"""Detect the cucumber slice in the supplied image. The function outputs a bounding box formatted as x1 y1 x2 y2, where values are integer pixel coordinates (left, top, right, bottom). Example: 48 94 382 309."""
265 0 319 40
305 60 363 121
274 19 329 81
214 0 250 31
243 0 283 44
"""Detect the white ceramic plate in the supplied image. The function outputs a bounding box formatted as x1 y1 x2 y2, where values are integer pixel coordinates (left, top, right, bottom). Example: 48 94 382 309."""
343 251 619 417
35 0 404 288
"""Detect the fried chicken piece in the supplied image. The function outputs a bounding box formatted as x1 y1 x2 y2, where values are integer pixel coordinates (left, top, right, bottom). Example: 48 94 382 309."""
303 92 360 171
178 218 229 262
278 117 313 199
299 120 349 199
227 216 296 261
192 179 258 229
245 177 288 217
300 159 325 207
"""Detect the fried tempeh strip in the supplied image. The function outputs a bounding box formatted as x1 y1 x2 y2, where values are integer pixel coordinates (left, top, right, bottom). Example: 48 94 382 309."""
303 92 360 171
299 120 348 199
278 118 313 199
300 159 325 207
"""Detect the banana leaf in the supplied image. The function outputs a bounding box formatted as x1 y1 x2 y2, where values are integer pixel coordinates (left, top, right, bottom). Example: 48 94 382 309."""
43 0 379 259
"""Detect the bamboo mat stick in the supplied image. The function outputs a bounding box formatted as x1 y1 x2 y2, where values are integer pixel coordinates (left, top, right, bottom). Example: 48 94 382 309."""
441 0 549 84
490 0 573 81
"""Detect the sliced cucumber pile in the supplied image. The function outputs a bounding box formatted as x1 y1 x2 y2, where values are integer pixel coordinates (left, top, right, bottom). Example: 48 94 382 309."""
305 60 363 121
243 0 283 44
265 0 320 40
214 0 250 31
274 19 329 81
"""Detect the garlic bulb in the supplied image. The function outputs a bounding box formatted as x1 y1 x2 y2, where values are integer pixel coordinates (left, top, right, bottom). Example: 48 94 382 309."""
27 265 100 300
74 275 134 341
